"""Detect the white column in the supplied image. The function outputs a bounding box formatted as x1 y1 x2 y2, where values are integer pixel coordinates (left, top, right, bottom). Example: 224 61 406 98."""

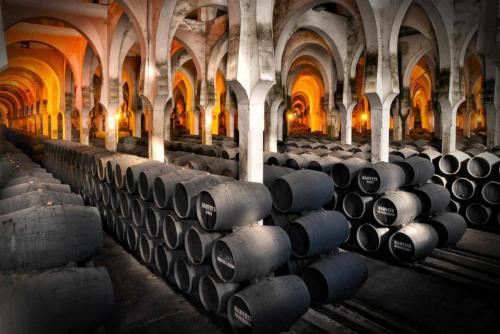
440 102 456 154
202 107 212 145
239 102 264 183
150 100 165 162
64 93 72 142
106 77 118 151
193 110 200 136
277 107 284 141
164 104 171 142
369 95 391 163
340 106 352 144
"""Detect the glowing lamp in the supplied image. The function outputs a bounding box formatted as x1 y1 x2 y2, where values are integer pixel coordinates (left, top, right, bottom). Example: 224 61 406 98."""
287 113 293 121
361 113 368 121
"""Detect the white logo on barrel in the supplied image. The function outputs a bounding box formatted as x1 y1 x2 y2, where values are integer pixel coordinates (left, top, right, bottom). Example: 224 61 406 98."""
361 175 378 184
393 240 413 252
234 306 252 327
217 255 234 269
201 202 216 217
376 205 395 217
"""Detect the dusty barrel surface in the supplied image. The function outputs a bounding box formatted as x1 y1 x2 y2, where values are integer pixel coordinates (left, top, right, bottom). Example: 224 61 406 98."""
428 212 467 246
0 190 83 215
438 151 470 175
212 225 291 282
174 175 232 219
197 181 272 231
155 246 185 277
0 204 102 272
263 165 295 189
0 182 70 200
388 223 438 261
185 226 223 265
125 160 164 194
138 164 178 201
303 252 368 304
199 274 239 314
357 162 406 195
145 206 168 238
271 169 335 213
174 258 212 293
227 275 310 334
139 233 159 264
307 155 342 173
414 183 450 215
287 210 350 258
396 156 435 186
373 191 422 226
466 152 500 179
342 192 374 220
162 214 197 249
0 267 114 334
356 223 391 253
153 169 202 209
331 158 370 189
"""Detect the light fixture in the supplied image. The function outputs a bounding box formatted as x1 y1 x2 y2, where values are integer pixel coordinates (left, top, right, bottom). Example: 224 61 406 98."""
361 113 368 121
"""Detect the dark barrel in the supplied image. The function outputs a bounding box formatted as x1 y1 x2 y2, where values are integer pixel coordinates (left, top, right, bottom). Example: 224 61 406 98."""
419 149 442 164
125 161 164 194
448 199 461 213
302 252 367 304
272 170 335 213
287 210 350 258
185 226 224 265
145 206 168 238
450 178 476 200
0 267 114 334
356 223 391 253
331 158 369 189
174 258 212 293
428 174 447 187
227 275 310 334
263 165 294 190
414 183 450 215
162 214 197 249
212 225 291 282
438 151 470 175
393 147 419 159
373 191 422 226
481 181 500 205
396 156 435 186
0 182 70 200
153 169 202 209
0 190 83 215
388 223 438 262
264 152 287 166
154 246 185 277
465 203 492 225
138 164 178 201
466 152 500 179
173 175 232 219
307 156 342 173
197 181 272 231
0 205 102 272
342 192 374 220
199 274 240 314
357 162 406 195
428 212 467 246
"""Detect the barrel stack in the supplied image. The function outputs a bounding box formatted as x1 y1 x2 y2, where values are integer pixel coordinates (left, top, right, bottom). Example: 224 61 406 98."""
0 128 114 334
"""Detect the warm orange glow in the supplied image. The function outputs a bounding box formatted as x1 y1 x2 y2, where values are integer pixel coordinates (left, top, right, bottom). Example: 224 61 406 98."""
287 113 293 121
361 113 368 121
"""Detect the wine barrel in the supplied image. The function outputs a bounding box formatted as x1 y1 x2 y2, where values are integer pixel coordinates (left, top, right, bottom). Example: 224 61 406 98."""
263 165 294 190
126 224 144 251
342 192 374 220
307 156 342 173
139 233 159 264
185 226 224 265
1 174 61 188
0 205 102 272
428 212 467 247
396 156 435 186
264 152 287 166
199 274 239 314
481 181 500 205
331 158 369 189
450 178 476 200
465 203 492 225
197 181 272 231
0 267 114 334
302 252 367 304
173 175 232 219
357 162 406 195
0 182 70 200
154 245 185 277
356 223 391 253
115 216 129 243
388 223 438 261
393 147 419 159
212 225 291 282
274 258 318 276
272 170 335 213
448 199 461 213
466 152 500 179
438 151 470 175
153 169 203 209
221 148 239 160
263 209 298 229
287 210 350 258
414 183 450 215
145 206 168 238
285 153 310 170
125 161 164 194
174 258 212 293
227 275 310 334
419 149 442 165
119 191 136 218
0 191 83 215
162 214 197 249
373 191 422 226
428 174 447 187
138 164 178 201
329 150 353 159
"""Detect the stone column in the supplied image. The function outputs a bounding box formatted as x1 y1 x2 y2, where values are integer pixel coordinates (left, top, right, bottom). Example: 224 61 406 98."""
135 110 142 138
440 101 456 154
193 109 200 136
239 101 264 183
106 77 119 151
340 106 352 144
463 96 472 138
164 103 171 142
368 94 391 163
150 99 165 162
64 93 73 142
80 86 90 145
265 102 278 152
277 106 284 141
202 106 213 145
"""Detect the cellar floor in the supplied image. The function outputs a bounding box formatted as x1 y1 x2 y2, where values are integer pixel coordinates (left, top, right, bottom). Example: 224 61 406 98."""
94 229 500 334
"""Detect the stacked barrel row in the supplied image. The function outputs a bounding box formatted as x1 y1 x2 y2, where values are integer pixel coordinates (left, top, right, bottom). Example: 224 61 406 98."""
429 145 500 229
40 139 368 334
0 129 114 334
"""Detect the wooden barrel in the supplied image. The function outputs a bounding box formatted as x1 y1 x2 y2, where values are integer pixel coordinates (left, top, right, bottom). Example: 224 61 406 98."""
482 181 500 205
174 258 212 293
357 162 406 195
302 252 367 304
465 203 492 225
438 151 470 175
0 182 70 200
125 161 164 194
388 223 438 262
197 181 272 231
154 246 185 277
414 183 450 215
331 157 370 189
162 214 197 249
212 225 291 282
450 178 476 200
0 267 114 334
356 223 391 253
227 275 310 334
138 233 159 264
373 191 422 226
0 191 83 215
307 156 342 173
145 206 168 238
428 212 467 246
153 169 203 209
396 156 435 186
342 192 374 220
466 152 500 179
0 205 102 272
199 274 240 315
138 164 178 201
